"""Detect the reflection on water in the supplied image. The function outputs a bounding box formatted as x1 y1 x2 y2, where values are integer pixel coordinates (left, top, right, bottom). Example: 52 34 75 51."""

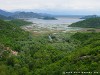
26 17 83 31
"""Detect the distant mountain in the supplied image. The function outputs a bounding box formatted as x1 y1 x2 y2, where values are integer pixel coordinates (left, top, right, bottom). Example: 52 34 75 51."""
80 15 98 19
0 14 14 20
11 12 42 18
0 9 12 17
54 15 84 18
10 11 57 20
38 13 53 17
0 9 56 19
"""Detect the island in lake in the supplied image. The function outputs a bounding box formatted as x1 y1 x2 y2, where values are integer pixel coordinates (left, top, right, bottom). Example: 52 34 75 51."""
38 16 57 20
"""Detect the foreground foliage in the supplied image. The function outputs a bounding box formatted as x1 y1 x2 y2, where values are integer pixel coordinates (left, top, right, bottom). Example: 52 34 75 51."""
0 19 100 75
8 19 33 26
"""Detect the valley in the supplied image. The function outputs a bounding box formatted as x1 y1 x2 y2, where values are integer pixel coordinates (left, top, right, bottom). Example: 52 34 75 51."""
0 9 100 75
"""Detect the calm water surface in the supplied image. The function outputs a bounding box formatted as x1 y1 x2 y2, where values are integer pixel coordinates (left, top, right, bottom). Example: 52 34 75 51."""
26 17 83 31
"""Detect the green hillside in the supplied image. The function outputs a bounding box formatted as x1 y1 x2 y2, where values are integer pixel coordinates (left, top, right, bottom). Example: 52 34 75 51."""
35 32 100 75
0 19 30 50
69 18 100 28
8 19 33 26
0 19 100 75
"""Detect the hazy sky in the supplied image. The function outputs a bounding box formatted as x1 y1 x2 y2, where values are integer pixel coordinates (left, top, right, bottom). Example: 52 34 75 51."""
0 0 100 15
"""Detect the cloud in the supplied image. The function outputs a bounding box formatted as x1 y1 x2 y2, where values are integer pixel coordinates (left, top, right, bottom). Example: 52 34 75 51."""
0 0 100 14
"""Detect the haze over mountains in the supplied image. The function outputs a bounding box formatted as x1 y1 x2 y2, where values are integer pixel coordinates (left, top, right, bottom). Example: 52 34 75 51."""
0 9 55 20
0 9 12 17
0 9 99 21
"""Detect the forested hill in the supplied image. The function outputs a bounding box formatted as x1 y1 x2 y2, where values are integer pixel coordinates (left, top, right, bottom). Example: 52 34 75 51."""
69 18 100 28
0 19 100 75
34 32 100 75
8 19 33 26
0 19 30 50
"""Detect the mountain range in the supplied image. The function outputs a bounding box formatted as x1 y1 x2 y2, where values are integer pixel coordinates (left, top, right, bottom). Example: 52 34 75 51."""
0 9 54 20
0 9 12 17
0 14 13 20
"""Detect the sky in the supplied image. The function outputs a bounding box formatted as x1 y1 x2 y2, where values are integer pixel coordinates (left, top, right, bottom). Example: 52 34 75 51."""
0 0 100 15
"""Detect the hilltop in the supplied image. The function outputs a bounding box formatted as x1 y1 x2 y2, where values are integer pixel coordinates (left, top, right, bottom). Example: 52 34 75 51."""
69 18 100 28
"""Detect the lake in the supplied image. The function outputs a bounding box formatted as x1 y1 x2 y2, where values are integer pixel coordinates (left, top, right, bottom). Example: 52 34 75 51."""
24 17 84 32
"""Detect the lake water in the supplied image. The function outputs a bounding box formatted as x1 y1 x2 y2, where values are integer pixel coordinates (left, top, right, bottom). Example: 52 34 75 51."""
26 17 83 31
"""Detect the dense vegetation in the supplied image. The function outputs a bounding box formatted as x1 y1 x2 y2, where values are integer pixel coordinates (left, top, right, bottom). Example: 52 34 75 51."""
42 16 57 20
69 18 100 28
0 19 100 75
8 19 33 26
